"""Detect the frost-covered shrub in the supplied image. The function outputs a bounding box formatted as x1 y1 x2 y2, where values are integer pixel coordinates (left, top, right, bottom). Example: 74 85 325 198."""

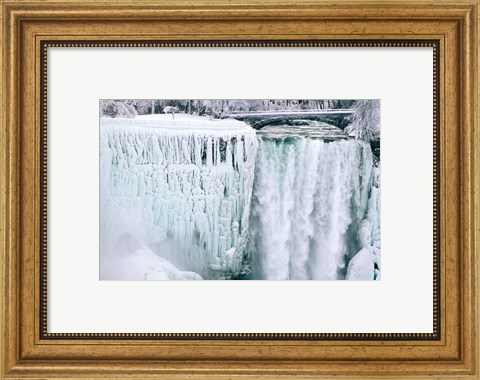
100 100 137 118
132 100 157 115
344 100 380 141
163 106 179 115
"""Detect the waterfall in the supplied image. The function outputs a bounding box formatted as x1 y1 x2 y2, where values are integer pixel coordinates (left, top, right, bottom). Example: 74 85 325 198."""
100 118 258 279
250 135 377 280
99 117 380 281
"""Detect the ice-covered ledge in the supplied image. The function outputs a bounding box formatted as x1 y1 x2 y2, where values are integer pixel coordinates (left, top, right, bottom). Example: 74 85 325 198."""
101 114 251 133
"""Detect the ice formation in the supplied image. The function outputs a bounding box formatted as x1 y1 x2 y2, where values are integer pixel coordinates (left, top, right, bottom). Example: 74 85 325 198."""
347 164 381 280
100 116 258 279
250 127 379 280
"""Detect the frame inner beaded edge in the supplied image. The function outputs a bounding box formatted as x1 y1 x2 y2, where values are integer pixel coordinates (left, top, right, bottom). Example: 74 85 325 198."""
39 40 440 340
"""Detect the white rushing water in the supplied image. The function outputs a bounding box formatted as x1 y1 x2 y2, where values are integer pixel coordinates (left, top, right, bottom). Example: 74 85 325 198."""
100 117 258 280
250 128 380 280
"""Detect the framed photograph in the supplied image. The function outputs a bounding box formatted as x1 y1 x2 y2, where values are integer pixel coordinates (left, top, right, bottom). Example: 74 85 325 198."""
1 0 478 379
99 98 381 282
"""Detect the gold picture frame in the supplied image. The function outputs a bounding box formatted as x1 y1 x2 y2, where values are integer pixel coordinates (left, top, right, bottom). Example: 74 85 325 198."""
1 0 478 378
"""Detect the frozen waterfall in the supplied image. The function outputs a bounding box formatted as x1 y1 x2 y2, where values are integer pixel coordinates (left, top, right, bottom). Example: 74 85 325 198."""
100 116 380 281
250 127 379 280
100 117 258 280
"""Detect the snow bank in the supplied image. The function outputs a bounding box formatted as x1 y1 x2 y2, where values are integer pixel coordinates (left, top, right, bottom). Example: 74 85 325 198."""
101 115 248 132
101 248 203 280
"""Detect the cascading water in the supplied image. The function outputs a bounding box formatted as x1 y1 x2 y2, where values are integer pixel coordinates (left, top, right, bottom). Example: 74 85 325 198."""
249 124 380 280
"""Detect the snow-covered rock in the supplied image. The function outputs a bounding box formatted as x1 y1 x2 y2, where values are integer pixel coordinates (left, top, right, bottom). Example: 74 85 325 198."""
345 247 376 280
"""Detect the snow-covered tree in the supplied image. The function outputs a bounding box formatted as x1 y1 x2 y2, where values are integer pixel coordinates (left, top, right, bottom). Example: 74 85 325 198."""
99 100 137 118
344 100 380 141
